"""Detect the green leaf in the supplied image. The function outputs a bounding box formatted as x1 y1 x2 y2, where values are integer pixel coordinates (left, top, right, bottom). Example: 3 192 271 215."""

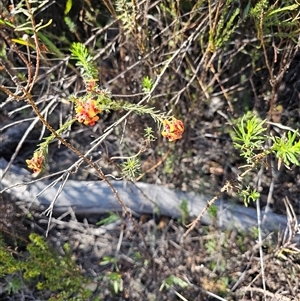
142 76 154 92
272 130 300 168
96 213 121 226
266 4 299 18
231 112 267 161
160 275 189 291
64 0 73 15
36 19 53 32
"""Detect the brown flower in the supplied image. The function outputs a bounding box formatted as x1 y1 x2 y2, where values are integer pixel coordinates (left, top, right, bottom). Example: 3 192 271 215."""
161 117 184 141
26 152 44 173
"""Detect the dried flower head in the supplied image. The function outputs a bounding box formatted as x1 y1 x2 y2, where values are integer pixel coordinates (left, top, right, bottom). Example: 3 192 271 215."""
26 152 44 173
161 117 184 141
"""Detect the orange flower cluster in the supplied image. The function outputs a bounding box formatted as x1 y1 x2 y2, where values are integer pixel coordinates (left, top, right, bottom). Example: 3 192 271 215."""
75 98 101 126
161 117 184 141
26 152 44 173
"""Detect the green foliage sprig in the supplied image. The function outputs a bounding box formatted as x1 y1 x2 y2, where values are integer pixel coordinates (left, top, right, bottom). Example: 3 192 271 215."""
249 0 268 17
121 157 141 181
116 0 137 34
70 42 98 80
142 76 154 93
214 1 240 49
0 234 92 300
272 131 300 169
250 0 300 39
231 112 300 170
208 0 241 51
231 112 300 205
231 112 267 163
239 186 260 207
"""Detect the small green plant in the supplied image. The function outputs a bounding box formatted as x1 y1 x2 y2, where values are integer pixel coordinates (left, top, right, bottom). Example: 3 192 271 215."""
160 275 189 301
231 112 267 163
100 255 119 270
105 271 123 294
4 277 22 295
239 186 260 207
160 274 188 291
179 199 189 225
186 111 300 235
96 212 121 226
208 204 218 220
121 157 141 181
236 234 247 253
205 239 217 254
272 131 300 169
99 256 123 295
232 112 300 166
231 112 300 203
142 76 154 93
144 127 157 142
0 234 91 300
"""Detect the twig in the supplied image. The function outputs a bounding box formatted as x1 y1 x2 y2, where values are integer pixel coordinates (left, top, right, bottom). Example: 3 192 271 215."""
183 181 232 238
242 287 293 301
255 166 267 299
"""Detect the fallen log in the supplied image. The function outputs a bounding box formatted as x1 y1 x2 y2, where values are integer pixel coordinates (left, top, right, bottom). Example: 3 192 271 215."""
0 158 298 235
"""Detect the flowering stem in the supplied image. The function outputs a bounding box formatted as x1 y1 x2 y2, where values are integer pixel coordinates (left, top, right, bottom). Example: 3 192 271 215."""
38 119 76 149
